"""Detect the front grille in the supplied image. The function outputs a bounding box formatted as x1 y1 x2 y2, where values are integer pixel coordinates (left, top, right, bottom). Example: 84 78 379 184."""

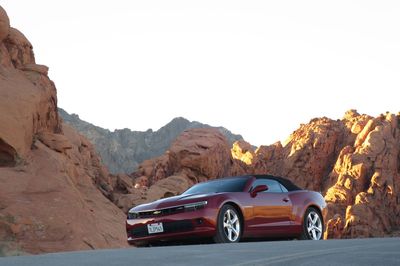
129 220 194 238
129 205 185 219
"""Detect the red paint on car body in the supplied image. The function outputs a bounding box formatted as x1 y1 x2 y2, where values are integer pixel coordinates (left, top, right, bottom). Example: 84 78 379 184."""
126 175 326 245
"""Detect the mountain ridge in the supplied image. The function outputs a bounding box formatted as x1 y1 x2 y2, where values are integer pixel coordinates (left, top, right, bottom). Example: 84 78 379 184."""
58 108 244 174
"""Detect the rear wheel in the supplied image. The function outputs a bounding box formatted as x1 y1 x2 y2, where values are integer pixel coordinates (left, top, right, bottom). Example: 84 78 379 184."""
213 205 241 243
300 207 323 240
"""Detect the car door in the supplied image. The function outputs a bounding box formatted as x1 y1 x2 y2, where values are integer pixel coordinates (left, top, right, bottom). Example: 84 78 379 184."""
247 178 293 235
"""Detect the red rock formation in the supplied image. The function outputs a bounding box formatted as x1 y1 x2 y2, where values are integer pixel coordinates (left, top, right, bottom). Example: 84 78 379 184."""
231 140 255 165
247 111 399 238
120 128 234 209
0 6 127 255
324 112 400 238
124 110 400 239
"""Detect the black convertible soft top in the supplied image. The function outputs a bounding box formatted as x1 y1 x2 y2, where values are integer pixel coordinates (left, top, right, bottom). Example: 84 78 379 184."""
250 174 302 191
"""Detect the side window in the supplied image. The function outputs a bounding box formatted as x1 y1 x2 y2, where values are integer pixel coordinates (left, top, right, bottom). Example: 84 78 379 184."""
279 183 288 192
251 179 283 193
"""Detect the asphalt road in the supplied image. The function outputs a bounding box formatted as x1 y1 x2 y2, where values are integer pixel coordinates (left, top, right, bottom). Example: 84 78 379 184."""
1 238 399 266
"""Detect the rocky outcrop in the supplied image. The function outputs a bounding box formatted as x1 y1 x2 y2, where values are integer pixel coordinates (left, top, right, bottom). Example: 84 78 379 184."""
0 6 127 255
115 110 400 239
0 7 10 42
112 128 235 212
324 112 400 238
59 108 243 174
237 110 400 238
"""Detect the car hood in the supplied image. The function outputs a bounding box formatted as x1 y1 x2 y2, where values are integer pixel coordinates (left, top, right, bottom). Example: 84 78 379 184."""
129 193 216 212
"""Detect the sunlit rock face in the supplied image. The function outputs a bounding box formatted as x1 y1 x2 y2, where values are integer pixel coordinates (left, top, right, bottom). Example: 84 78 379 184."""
231 140 255 165
0 5 127 255
324 112 400 238
119 110 400 239
231 110 400 239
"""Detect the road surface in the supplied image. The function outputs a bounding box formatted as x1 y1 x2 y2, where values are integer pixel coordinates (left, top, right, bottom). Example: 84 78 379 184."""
1 238 399 266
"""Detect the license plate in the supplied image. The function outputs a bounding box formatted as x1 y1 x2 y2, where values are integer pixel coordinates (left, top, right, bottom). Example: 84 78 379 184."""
147 222 164 234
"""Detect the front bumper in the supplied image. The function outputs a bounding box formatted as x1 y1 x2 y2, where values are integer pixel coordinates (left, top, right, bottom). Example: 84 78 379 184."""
126 207 217 245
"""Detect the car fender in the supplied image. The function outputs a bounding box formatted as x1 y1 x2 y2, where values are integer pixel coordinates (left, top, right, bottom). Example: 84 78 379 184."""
208 193 248 220
289 191 326 225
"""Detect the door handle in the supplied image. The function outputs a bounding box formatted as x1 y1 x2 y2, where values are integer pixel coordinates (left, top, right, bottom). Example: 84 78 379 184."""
283 198 289 202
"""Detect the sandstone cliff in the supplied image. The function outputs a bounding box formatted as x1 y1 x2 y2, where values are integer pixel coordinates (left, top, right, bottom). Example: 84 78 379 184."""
59 108 243 174
0 6 127 255
116 110 399 238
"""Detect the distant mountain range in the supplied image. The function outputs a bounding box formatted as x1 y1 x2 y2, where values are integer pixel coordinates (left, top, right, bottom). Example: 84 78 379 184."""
58 108 243 174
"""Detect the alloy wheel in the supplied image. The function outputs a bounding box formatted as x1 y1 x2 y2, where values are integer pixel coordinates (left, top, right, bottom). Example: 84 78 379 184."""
223 209 240 242
306 211 322 240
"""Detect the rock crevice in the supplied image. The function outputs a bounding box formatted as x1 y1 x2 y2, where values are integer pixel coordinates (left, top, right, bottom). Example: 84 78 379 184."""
0 138 17 167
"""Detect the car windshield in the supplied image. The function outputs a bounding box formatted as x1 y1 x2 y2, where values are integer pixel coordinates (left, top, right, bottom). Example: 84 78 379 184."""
182 177 249 195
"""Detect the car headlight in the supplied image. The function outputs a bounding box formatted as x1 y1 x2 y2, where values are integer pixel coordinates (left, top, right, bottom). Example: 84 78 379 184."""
127 212 139 219
183 201 208 211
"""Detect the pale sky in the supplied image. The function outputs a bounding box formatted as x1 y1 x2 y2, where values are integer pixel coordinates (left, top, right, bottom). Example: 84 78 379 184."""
2 1 400 146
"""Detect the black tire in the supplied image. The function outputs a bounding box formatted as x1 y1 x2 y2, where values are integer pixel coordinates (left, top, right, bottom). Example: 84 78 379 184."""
213 205 242 243
300 207 323 240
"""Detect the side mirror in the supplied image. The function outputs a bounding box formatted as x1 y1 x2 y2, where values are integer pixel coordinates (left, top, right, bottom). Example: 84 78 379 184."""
250 185 268 197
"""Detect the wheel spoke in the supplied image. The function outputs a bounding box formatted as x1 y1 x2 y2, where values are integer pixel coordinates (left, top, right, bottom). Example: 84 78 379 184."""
228 228 233 241
312 215 319 225
235 225 240 235
231 215 238 224
314 225 322 232
231 227 238 237
308 218 313 228
227 210 231 221
311 229 317 240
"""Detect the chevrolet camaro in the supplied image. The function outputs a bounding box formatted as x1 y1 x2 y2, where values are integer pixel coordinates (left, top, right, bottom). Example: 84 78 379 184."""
126 175 326 246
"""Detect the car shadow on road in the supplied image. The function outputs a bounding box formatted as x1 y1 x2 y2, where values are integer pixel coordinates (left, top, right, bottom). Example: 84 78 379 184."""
142 236 297 248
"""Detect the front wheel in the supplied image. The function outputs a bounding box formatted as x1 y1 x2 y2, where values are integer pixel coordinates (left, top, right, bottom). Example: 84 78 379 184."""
213 205 241 243
300 207 323 240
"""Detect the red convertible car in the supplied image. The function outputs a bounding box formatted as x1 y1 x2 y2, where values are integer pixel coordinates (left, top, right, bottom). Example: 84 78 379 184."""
126 175 326 246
